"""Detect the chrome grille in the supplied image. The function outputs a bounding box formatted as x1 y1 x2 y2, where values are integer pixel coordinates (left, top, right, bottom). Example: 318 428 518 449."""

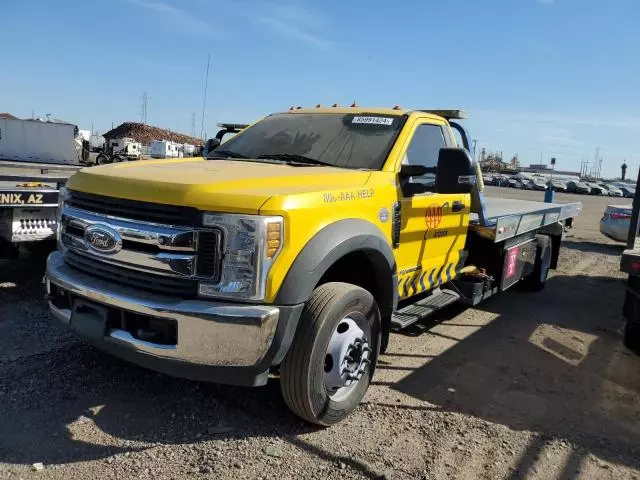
60 203 222 297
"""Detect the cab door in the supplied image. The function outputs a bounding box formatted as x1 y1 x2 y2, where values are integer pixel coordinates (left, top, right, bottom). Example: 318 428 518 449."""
395 120 470 300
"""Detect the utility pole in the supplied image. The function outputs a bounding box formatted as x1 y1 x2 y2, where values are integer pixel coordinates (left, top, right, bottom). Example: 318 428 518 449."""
472 139 478 158
190 112 196 138
140 92 149 125
200 54 211 140
598 157 603 180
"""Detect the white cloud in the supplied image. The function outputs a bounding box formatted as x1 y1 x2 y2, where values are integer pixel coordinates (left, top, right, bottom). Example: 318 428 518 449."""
128 0 218 38
254 1 333 50
257 16 332 50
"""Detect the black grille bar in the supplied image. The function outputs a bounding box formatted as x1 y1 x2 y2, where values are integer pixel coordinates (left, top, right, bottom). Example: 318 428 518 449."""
64 251 198 298
196 230 223 281
66 190 202 227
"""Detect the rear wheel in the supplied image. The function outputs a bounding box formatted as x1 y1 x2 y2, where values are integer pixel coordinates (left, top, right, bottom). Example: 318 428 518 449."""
111 154 125 163
522 235 552 291
95 153 111 165
280 282 380 425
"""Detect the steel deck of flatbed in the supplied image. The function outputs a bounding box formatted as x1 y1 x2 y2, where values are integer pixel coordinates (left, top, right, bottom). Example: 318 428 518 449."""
470 196 582 242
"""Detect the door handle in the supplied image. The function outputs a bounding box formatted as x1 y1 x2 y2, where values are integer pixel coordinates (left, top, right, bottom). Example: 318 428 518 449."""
452 201 465 213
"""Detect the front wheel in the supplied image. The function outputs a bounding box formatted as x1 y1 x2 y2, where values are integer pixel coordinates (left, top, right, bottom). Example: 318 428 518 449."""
280 282 380 425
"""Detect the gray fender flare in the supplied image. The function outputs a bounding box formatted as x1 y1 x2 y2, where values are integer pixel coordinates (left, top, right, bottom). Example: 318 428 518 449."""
274 219 398 316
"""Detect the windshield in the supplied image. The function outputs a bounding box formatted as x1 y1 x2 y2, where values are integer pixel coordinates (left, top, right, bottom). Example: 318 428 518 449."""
209 112 406 170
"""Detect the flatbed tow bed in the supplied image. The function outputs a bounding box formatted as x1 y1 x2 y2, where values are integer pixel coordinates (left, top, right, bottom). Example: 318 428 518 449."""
471 196 582 242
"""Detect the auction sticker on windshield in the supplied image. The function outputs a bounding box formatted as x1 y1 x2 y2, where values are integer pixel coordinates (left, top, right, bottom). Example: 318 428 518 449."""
352 116 394 126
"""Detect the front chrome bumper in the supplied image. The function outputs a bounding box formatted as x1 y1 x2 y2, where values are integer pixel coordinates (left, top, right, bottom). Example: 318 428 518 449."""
45 252 280 370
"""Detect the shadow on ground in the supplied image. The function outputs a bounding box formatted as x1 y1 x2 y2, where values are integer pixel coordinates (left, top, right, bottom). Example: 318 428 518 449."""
562 239 626 255
0 340 321 465
390 269 640 475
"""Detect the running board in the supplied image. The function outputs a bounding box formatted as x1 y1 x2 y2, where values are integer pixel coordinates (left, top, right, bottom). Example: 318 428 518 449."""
391 289 461 330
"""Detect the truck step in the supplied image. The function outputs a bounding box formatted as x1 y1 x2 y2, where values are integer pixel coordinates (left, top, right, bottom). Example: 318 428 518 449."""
391 289 460 330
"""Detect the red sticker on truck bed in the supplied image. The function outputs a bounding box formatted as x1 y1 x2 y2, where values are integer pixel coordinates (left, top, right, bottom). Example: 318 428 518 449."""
505 247 519 278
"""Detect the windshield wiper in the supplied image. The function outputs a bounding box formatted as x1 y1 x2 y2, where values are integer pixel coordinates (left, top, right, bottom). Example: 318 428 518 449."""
208 149 249 159
257 153 334 167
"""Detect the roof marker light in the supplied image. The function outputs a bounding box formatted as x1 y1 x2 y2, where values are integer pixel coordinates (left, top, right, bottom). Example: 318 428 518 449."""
332 103 339 107
316 104 322 108
392 105 402 110
351 101 357 107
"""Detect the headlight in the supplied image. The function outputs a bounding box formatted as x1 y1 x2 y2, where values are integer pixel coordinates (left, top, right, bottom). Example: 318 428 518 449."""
198 213 283 301
55 186 69 247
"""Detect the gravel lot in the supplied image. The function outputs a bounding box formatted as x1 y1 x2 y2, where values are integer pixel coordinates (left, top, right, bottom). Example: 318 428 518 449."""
1 187 639 479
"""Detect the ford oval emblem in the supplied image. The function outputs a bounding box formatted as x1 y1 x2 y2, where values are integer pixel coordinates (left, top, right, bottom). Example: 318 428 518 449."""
84 224 122 254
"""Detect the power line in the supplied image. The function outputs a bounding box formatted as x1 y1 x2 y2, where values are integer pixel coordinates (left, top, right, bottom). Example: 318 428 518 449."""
200 54 211 140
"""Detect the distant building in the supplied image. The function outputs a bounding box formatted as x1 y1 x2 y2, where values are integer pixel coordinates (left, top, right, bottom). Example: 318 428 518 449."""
103 122 203 147
528 163 550 170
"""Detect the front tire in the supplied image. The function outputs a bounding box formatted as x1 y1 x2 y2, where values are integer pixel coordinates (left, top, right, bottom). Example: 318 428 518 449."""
280 282 380 426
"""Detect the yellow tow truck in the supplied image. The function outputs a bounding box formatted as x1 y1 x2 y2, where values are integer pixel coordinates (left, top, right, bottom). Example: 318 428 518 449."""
46 107 581 425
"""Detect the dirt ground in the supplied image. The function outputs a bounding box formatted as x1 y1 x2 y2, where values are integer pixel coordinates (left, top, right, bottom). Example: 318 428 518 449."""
1 187 639 480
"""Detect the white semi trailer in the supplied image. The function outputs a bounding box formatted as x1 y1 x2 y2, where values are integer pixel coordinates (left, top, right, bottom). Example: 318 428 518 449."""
0 118 82 165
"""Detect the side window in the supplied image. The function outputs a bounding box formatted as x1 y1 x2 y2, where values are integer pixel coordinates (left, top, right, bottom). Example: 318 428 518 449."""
402 124 447 186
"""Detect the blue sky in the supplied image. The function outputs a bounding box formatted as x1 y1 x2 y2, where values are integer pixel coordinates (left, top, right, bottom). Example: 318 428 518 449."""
2 0 639 178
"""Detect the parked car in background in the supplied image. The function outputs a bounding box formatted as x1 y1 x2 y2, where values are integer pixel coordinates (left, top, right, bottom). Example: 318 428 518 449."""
619 185 636 198
550 179 568 192
520 178 534 190
532 178 548 191
491 176 506 187
600 183 623 197
586 182 607 195
566 180 591 194
600 204 633 242
508 178 521 188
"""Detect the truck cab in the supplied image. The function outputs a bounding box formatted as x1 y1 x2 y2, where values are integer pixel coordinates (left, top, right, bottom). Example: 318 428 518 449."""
45 106 580 425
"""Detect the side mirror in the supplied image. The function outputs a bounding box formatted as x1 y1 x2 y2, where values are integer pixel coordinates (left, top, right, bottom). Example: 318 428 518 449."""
203 138 221 158
400 164 431 178
435 148 473 194
403 183 431 196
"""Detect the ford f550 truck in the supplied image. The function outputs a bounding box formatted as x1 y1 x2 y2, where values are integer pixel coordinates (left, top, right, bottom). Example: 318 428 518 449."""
46 107 581 425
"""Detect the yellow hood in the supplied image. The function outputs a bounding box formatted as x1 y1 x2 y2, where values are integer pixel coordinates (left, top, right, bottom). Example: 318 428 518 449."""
67 158 371 214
